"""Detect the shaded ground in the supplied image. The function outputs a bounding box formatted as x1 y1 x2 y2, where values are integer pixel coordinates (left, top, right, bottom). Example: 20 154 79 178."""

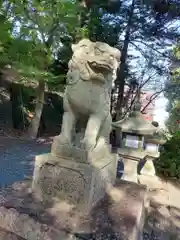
140 175 180 240
0 136 180 239
0 228 25 240
0 137 51 187
0 179 146 240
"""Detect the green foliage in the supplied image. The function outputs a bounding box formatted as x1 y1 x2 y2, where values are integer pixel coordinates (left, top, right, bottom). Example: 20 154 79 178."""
172 43 180 83
0 0 179 134
0 0 80 86
166 101 180 134
165 42 180 134
155 131 180 179
9 0 79 42
1 38 43 66
0 15 12 49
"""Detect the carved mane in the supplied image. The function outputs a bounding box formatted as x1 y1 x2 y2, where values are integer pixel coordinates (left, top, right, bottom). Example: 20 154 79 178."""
66 39 120 85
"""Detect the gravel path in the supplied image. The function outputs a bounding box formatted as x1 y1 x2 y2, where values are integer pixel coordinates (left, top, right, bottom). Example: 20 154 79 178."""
0 138 51 187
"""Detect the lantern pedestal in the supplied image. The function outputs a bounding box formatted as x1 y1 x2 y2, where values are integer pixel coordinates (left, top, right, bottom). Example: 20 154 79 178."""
113 100 159 183
113 100 167 183
140 158 156 177
122 157 138 183
140 152 160 177
117 149 148 183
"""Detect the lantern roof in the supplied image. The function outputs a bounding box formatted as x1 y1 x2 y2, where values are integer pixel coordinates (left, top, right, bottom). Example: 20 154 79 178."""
146 131 167 145
112 100 157 136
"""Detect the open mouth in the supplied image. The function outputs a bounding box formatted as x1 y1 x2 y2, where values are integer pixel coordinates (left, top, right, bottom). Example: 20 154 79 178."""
88 60 113 73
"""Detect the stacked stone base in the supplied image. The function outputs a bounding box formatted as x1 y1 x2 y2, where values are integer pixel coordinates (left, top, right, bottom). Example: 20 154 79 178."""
0 140 148 240
0 178 147 240
32 142 117 213
106 179 147 240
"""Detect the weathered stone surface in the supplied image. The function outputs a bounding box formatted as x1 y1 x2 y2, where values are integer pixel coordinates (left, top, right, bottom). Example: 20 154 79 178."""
112 101 157 135
138 175 167 191
105 179 148 240
55 38 120 151
0 206 68 240
32 149 117 213
117 148 146 183
51 138 112 163
0 228 25 240
0 178 148 240
140 159 156 177
117 148 147 159
143 205 177 240
117 149 158 183
2 175 180 240
120 158 139 183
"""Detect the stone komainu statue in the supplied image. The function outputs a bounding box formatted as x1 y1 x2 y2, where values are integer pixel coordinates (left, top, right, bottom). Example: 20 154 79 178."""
56 39 120 150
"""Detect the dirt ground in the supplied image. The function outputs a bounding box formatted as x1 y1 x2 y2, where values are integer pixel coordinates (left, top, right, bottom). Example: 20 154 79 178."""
140 175 180 240
0 131 180 240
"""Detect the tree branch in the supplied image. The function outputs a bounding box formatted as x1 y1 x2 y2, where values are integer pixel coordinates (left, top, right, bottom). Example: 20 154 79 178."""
139 72 158 89
121 70 160 119
122 90 138 119
130 42 150 62
133 39 170 59
46 21 60 48
22 0 47 45
140 89 164 114
141 82 177 114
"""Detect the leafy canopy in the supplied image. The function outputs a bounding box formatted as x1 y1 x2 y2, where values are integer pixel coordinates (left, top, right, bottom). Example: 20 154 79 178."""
0 0 80 86
155 131 180 179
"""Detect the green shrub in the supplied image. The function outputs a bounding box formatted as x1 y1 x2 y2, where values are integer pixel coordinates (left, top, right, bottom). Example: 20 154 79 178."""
155 131 180 179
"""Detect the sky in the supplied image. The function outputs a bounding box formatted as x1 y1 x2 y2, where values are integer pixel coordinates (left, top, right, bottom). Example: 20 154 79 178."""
153 95 169 128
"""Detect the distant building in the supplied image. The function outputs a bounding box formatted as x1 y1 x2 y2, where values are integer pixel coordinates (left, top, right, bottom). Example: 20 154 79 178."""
140 91 155 121
123 86 155 121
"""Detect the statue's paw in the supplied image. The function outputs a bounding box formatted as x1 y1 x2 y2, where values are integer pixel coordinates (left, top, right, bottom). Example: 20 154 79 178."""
54 134 71 146
80 138 96 151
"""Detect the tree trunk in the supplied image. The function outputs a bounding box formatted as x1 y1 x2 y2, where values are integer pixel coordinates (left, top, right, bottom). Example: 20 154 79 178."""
11 83 26 130
27 80 45 139
113 0 135 147
115 0 135 121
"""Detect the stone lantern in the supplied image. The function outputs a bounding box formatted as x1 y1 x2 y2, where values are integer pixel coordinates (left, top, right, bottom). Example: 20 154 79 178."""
140 131 166 176
112 100 158 182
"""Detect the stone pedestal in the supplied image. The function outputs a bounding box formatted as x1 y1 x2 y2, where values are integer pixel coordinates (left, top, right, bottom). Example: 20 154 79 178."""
117 148 147 183
107 179 148 240
122 157 139 183
32 140 117 213
140 157 156 177
0 177 148 240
